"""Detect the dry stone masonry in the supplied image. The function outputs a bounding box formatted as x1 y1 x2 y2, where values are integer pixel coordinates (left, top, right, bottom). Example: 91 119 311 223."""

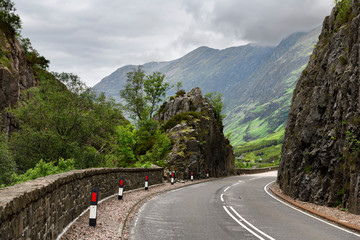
0 167 163 239
278 0 360 214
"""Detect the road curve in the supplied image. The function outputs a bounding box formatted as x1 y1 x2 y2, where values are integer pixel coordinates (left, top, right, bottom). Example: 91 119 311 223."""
129 171 360 240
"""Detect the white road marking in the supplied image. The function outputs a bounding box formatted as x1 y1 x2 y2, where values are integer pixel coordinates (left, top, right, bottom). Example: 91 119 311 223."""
229 206 276 240
224 186 230 192
221 194 224 202
223 206 267 240
264 181 360 238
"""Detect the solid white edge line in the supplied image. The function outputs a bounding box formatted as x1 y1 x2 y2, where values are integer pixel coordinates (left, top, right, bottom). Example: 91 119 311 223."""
224 186 230 192
221 194 224 202
229 206 276 240
223 206 265 240
264 181 360 238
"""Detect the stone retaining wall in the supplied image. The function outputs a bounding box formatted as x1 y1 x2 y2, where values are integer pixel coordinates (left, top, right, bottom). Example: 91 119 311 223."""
0 167 164 240
236 167 278 175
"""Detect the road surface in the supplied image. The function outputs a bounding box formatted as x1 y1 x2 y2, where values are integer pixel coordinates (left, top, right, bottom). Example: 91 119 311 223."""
129 171 360 240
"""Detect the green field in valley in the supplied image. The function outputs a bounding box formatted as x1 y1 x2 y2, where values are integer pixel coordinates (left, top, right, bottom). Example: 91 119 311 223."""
232 127 284 168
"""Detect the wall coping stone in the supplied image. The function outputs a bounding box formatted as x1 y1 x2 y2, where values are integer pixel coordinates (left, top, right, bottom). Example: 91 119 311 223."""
0 167 163 224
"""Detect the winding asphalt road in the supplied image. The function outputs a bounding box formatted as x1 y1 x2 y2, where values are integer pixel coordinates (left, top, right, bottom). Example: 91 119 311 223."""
129 171 360 240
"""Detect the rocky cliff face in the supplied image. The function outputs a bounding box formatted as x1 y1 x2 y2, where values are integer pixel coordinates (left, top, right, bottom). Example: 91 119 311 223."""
0 31 36 133
278 0 360 214
155 87 235 178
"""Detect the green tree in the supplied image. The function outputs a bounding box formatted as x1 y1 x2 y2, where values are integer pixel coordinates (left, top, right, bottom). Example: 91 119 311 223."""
20 37 50 70
10 70 125 171
120 66 147 121
175 81 183 92
144 71 170 118
0 0 21 37
113 124 137 167
120 66 170 121
204 92 225 123
115 67 174 168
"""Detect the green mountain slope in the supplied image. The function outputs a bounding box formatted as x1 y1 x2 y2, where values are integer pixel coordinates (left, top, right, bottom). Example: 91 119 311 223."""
93 27 321 161
225 28 320 144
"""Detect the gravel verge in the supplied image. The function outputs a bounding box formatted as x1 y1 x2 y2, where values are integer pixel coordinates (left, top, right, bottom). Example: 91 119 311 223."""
270 183 360 233
60 178 213 240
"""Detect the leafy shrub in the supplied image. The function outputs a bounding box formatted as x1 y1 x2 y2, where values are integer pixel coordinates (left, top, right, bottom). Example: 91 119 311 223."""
1 158 75 188
204 92 225 123
20 37 49 70
0 133 15 186
138 130 172 167
339 55 347 66
334 0 352 28
111 120 172 168
113 124 137 167
176 89 186 97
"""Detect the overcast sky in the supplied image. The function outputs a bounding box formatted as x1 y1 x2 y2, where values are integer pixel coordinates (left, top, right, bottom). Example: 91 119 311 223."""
13 0 334 87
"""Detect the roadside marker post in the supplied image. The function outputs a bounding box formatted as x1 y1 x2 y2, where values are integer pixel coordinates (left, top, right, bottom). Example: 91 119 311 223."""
145 175 149 190
118 178 124 200
171 173 175 185
191 171 194 181
89 188 99 226
206 170 209 178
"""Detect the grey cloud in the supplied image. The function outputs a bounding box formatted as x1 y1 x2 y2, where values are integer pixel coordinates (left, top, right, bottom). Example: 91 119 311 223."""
13 0 333 86
208 0 333 45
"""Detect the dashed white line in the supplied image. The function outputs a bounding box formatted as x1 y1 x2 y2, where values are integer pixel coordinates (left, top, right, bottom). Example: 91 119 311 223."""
264 181 360 238
224 186 230 192
220 194 224 202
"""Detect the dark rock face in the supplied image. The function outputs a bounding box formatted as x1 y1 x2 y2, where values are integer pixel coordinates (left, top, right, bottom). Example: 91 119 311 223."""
278 0 360 214
155 87 235 178
0 31 36 133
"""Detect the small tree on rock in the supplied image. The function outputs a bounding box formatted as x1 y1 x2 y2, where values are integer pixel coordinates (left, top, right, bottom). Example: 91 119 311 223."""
120 66 170 122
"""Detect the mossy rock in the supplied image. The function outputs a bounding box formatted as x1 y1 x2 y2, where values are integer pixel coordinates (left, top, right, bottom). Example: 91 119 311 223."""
161 111 202 131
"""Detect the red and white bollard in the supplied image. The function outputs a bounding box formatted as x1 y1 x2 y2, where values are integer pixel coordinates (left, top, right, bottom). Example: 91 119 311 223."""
206 170 209 178
171 173 174 185
89 188 98 226
118 178 124 200
191 171 194 181
145 175 149 190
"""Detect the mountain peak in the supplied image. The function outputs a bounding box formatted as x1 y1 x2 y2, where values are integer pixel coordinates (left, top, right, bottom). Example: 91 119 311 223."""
93 27 320 153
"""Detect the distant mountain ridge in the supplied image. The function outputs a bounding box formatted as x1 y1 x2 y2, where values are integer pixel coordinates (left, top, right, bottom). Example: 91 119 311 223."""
93 27 321 149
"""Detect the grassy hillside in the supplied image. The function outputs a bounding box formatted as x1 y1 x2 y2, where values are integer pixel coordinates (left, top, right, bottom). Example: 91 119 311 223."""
94 27 321 167
234 127 284 168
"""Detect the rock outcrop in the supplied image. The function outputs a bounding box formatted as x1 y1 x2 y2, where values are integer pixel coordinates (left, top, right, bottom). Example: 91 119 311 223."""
0 31 37 133
155 87 235 178
278 0 360 214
